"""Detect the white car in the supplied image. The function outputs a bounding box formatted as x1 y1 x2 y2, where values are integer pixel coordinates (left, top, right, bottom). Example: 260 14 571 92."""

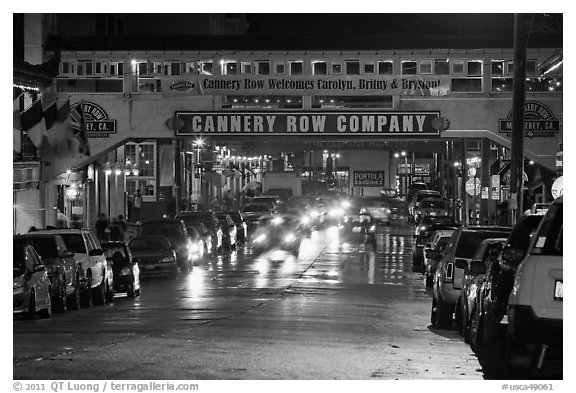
43 229 112 307
506 196 562 375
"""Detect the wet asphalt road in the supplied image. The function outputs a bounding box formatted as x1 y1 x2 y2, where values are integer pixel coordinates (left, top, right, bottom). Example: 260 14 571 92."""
13 218 484 380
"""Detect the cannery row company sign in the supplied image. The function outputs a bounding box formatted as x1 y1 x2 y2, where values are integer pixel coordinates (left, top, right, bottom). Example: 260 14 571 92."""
499 101 560 138
175 111 441 137
71 102 117 138
353 171 386 187
162 75 451 97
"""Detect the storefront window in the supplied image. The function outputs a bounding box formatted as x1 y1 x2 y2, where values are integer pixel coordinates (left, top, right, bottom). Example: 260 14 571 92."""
125 142 157 199
56 79 124 93
451 78 482 93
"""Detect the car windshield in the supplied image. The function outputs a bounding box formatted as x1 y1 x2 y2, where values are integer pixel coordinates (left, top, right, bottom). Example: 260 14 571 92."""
129 238 171 252
19 237 59 258
420 200 446 209
456 231 511 259
59 234 87 254
417 192 439 202
140 222 184 238
242 205 269 212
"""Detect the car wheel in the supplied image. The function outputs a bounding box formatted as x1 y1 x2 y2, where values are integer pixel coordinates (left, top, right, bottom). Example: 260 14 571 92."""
39 290 52 319
80 277 92 308
435 295 453 328
53 280 67 313
67 275 81 311
25 290 36 320
93 276 106 305
105 279 114 303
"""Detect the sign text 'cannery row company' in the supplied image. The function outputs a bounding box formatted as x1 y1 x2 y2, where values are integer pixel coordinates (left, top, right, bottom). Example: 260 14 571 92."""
175 112 441 136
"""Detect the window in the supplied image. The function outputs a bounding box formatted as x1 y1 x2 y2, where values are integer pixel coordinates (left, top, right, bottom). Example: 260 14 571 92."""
289 61 303 75
125 142 157 200
312 61 327 75
164 61 181 76
331 62 342 74
184 61 198 74
109 61 124 77
137 62 149 76
363 62 375 74
526 59 537 75
94 61 108 76
467 60 482 76
401 61 417 75
241 61 253 74
274 62 285 74
451 79 482 93
419 60 433 74
345 60 360 75
56 79 124 93
378 61 393 75
77 60 94 76
256 60 270 75
491 60 505 76
452 60 465 74
61 61 75 76
201 61 213 75
221 60 237 75
434 59 450 75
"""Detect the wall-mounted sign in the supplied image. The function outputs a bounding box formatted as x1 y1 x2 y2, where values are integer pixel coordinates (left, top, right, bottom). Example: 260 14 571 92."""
498 101 560 138
162 75 451 97
353 171 386 187
71 102 117 138
175 111 441 137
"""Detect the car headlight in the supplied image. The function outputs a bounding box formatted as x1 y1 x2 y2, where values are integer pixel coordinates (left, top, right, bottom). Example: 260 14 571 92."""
254 234 266 243
272 217 283 225
369 225 376 232
160 256 175 263
309 210 320 218
301 216 310 225
189 242 200 252
284 233 296 243
120 266 132 276
13 275 25 289
341 201 351 208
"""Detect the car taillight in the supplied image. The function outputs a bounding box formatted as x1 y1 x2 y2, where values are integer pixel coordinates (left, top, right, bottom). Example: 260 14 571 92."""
445 262 454 282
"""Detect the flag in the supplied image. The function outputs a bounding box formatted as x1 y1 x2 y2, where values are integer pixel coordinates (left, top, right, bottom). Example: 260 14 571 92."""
44 99 73 147
19 98 46 148
71 102 90 156
13 93 23 153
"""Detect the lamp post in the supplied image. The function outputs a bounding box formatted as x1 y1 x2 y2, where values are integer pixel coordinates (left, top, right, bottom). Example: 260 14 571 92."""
104 162 112 220
193 137 204 209
401 151 408 198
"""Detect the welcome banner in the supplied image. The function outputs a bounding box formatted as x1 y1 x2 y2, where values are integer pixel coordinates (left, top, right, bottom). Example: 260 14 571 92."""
175 111 441 137
162 74 451 97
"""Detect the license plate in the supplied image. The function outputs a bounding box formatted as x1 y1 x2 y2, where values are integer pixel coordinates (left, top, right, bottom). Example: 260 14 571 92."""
554 280 563 300
352 227 361 233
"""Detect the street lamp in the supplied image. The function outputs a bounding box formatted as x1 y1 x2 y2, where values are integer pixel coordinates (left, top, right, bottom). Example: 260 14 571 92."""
104 162 112 219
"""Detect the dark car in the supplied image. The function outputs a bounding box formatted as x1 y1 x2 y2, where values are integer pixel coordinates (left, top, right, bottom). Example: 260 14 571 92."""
13 242 52 319
251 215 303 257
241 204 273 232
183 221 212 255
128 235 178 279
219 211 248 243
138 219 193 272
412 222 461 272
101 241 140 297
15 233 82 312
413 198 449 223
339 213 377 250
176 211 223 253
469 214 545 372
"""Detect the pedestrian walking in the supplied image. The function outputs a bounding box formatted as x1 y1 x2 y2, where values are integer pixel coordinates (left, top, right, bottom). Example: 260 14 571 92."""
133 189 143 222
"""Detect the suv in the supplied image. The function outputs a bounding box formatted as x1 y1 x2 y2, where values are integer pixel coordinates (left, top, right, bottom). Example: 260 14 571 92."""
176 211 223 253
40 229 112 307
470 213 545 372
431 226 512 328
138 219 193 272
409 190 441 222
506 197 562 376
15 233 84 312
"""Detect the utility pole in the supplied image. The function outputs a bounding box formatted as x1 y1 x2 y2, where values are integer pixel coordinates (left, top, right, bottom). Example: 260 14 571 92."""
510 13 529 223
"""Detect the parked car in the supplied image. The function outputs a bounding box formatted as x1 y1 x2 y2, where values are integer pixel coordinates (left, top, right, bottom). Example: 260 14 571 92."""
339 213 377 250
215 213 238 251
101 241 141 297
185 226 206 262
406 181 428 202
423 231 455 287
413 197 449 223
506 196 562 376
414 215 459 237
431 225 512 328
13 242 52 319
360 198 391 226
128 235 178 279
176 211 221 253
409 190 441 222
413 222 460 273
183 221 212 254
219 211 247 243
138 219 194 272
457 238 506 341
469 213 546 374
15 233 83 312
42 229 111 307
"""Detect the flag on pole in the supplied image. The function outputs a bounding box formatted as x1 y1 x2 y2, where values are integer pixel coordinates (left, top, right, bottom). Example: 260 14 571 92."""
44 99 73 147
71 102 90 156
19 98 46 148
13 93 23 153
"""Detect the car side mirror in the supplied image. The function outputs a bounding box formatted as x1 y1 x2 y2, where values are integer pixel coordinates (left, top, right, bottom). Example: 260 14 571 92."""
469 260 486 275
61 249 75 258
89 249 104 256
455 258 468 270
33 264 45 273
